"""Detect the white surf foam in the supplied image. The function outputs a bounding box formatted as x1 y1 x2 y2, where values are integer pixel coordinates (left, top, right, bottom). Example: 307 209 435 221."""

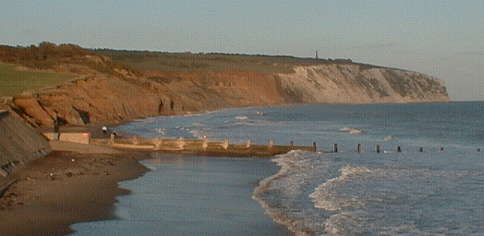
340 127 363 135
310 165 371 211
153 128 166 136
252 150 316 236
235 116 248 120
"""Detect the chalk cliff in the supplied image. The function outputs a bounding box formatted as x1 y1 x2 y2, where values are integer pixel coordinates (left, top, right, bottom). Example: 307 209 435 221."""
0 45 449 127
276 64 448 104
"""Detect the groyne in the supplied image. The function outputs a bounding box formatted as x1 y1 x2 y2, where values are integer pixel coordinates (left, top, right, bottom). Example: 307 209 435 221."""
93 136 317 157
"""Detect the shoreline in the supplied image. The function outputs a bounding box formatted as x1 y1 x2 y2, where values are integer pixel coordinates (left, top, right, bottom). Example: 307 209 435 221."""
0 139 295 236
70 154 294 236
0 142 151 236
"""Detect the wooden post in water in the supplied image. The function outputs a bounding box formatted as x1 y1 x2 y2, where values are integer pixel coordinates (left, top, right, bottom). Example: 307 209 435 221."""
440 147 444 152
245 139 251 148
222 139 229 150
313 142 317 152
376 145 381 153
202 138 208 151
268 140 274 149
357 144 362 153
153 137 162 150
397 146 402 153
132 136 140 145
177 137 186 150
333 144 338 153
478 148 481 152
419 147 424 152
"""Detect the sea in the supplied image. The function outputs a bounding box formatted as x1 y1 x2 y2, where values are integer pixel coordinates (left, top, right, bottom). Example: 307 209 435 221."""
71 102 484 236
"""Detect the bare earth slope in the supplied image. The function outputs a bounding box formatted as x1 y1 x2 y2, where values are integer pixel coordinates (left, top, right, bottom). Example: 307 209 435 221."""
0 111 50 166
0 43 449 127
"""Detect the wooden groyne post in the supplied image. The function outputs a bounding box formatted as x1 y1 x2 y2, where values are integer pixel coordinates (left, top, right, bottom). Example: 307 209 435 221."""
268 140 274 149
333 144 338 153
177 137 186 149
376 144 381 153
202 138 208 151
222 139 229 150
357 144 362 153
104 136 319 157
153 137 163 150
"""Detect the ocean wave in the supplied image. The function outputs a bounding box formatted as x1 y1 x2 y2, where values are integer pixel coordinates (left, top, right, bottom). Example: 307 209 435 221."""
310 165 372 211
235 115 249 120
323 210 371 235
340 127 363 135
154 128 166 136
252 150 317 236
188 129 203 139
191 122 205 127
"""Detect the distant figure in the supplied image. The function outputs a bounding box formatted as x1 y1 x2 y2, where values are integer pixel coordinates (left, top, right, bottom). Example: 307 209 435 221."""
102 126 108 136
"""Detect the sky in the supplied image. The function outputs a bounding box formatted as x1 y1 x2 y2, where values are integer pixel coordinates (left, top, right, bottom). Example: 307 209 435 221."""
1 0 483 101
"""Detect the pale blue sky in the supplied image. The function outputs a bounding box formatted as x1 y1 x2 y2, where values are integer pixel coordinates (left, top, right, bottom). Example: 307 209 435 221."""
1 0 483 100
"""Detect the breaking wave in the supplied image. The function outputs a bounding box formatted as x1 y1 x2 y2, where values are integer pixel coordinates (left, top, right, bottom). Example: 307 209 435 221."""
253 150 318 236
235 116 249 120
340 127 363 135
309 165 372 211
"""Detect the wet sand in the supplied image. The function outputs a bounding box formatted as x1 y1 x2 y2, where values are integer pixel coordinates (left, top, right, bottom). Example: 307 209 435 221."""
0 142 150 236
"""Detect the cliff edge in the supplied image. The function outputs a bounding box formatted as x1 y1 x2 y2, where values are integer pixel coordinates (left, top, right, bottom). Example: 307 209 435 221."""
0 43 449 127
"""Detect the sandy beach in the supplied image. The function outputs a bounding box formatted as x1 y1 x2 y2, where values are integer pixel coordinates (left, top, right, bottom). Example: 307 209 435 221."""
0 141 150 236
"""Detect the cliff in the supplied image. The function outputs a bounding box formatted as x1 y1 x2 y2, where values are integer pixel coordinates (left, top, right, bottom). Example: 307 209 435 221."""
0 44 449 127
276 64 448 103
0 110 50 169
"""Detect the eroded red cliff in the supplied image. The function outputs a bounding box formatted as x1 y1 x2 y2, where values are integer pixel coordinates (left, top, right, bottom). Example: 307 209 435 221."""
0 44 449 127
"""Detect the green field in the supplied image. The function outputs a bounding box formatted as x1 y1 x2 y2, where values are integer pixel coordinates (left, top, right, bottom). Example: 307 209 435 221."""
0 63 74 97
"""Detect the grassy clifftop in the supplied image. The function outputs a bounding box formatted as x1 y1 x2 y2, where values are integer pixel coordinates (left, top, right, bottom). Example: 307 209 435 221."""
93 49 360 74
0 63 74 97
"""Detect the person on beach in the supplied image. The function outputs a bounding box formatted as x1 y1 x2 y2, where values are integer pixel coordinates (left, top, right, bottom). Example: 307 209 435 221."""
109 129 118 144
102 126 108 136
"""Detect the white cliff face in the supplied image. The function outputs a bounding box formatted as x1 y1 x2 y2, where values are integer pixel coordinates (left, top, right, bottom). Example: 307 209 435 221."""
277 64 449 104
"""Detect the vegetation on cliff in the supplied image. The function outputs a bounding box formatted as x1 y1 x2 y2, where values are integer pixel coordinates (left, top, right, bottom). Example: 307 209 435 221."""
94 49 356 73
0 42 137 77
0 63 74 97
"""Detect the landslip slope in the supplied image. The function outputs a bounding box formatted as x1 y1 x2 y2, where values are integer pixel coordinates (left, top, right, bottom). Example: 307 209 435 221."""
0 110 50 168
0 43 449 127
